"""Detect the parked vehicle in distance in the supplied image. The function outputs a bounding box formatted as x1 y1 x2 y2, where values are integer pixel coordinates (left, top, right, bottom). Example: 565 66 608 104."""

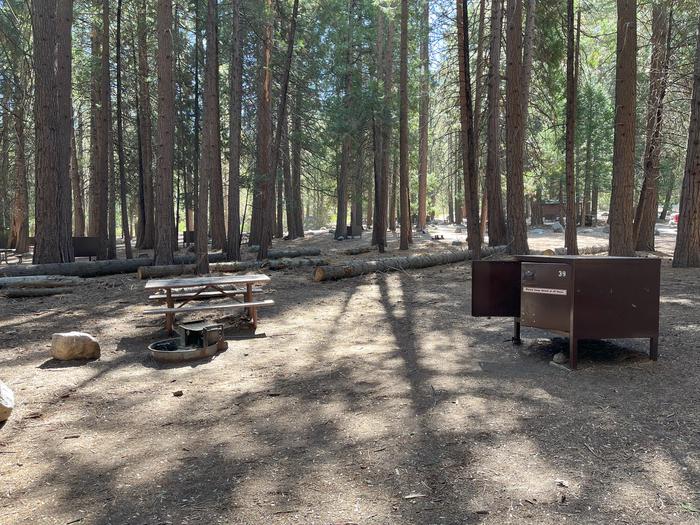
669 212 679 226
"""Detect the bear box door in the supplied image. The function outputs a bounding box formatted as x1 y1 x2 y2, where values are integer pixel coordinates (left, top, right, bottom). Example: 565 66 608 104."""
471 260 521 317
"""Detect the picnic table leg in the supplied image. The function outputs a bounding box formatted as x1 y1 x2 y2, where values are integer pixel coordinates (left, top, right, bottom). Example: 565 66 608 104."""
245 283 258 329
165 289 175 335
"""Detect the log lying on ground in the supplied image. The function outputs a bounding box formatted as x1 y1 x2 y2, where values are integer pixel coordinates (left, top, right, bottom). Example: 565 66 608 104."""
530 245 609 256
341 246 374 256
0 275 85 288
313 246 507 282
4 287 76 298
247 246 321 258
0 253 228 278
312 244 610 282
137 257 329 280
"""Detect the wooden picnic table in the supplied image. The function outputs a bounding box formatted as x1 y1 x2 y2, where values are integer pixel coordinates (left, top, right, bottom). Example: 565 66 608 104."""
0 248 16 264
144 274 273 334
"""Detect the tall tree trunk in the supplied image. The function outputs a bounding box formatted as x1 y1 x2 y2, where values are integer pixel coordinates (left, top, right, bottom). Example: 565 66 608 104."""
582 86 593 225
609 0 637 256
564 1 579 254
335 0 355 242
417 0 430 232
70 122 85 237
659 169 675 220
268 0 300 246
372 7 385 247
673 15 700 267
505 0 529 254
154 0 176 265
116 0 132 258
486 0 507 246
389 152 397 231
92 0 110 260
253 0 274 258
474 0 487 232
227 0 244 260
107 97 117 259
57 0 74 258
457 0 482 258
88 21 99 238
634 5 671 252
398 0 410 250
136 0 155 249
11 101 29 254
193 0 201 236
290 87 305 239
32 0 74 263
203 0 225 253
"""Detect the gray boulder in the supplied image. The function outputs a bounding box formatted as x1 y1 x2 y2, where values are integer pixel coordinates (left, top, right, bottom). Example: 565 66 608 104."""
551 221 564 233
552 352 568 364
51 332 101 361
0 381 14 422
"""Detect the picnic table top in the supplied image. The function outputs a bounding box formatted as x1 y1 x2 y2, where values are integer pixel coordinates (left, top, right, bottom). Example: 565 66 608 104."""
144 274 271 290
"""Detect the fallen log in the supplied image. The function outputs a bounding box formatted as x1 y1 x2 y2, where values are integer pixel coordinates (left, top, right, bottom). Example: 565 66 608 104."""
138 257 329 279
247 246 321 258
0 253 228 278
313 246 507 282
0 275 84 288
4 287 75 298
312 245 610 282
341 246 374 255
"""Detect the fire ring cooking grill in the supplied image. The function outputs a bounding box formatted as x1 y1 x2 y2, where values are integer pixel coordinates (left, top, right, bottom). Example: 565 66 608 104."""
471 255 661 369
149 321 228 363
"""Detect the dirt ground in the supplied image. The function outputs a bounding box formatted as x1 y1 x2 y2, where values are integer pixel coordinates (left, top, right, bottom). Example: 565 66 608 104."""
1 224 699 524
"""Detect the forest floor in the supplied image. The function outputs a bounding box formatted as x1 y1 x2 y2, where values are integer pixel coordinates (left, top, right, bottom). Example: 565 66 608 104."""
1 224 699 524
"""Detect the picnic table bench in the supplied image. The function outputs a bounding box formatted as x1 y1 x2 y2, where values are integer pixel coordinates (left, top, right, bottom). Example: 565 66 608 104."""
144 274 274 334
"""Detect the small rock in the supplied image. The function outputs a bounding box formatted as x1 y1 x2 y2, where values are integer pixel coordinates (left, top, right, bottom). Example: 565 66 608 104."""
51 332 101 361
552 351 568 364
452 240 463 246
551 221 564 233
654 229 660 236
172 390 183 397
0 381 14 422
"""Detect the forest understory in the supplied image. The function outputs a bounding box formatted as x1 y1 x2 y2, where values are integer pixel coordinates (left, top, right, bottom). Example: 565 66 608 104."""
0 226 698 525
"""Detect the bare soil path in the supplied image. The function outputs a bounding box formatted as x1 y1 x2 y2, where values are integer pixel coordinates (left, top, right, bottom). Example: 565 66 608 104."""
1 227 698 524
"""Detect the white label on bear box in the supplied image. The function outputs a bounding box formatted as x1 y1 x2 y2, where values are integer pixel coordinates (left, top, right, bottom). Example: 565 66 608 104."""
522 286 567 296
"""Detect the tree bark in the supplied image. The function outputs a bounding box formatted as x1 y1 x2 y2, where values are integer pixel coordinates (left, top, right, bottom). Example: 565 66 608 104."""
70 122 85 237
634 5 671 252
335 0 355 242
115 0 132 259
226 0 244 260
609 0 637 256
10 99 29 255
253 0 274 258
289 87 305 239
93 0 110 260
457 0 482 258
32 0 74 264
673 15 700 267
154 0 176 265
399 0 410 250
486 0 507 246
564 1 579 254
417 0 430 232
205 1 225 252
505 0 529 254
136 0 155 249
